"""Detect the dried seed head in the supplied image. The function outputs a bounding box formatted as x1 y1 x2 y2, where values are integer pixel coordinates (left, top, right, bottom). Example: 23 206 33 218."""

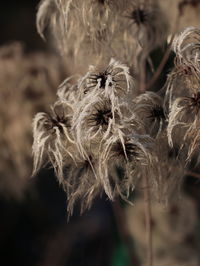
80 58 133 96
98 132 155 200
165 27 200 162
133 92 166 137
167 92 200 162
165 27 200 110
36 0 138 68
129 6 151 26
87 102 113 128
32 102 74 181
172 27 200 89
63 156 101 216
123 1 168 51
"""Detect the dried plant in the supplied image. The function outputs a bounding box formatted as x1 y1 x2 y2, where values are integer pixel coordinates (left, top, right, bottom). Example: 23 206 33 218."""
133 92 166 138
32 58 157 214
126 195 199 266
33 0 200 215
36 0 168 71
123 1 168 52
0 42 67 199
32 102 74 182
31 1 200 264
166 27 200 162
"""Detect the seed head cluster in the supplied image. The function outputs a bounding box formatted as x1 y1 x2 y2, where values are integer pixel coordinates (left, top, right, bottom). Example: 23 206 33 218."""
33 0 200 214
166 27 200 162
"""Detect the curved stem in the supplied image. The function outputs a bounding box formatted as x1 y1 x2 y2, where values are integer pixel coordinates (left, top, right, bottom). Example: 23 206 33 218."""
187 171 200 179
145 15 181 91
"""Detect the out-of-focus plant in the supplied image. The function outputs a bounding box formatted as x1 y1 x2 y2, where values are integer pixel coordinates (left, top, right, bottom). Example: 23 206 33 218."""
0 42 67 199
126 194 199 266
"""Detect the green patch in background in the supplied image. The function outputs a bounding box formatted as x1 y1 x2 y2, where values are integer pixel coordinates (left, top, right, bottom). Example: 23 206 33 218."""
111 242 131 266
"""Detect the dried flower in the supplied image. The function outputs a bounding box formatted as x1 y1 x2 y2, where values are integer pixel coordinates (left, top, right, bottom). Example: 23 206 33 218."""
166 27 200 105
98 132 155 200
32 102 74 182
123 1 168 52
133 91 166 137
33 1 199 217
79 58 133 96
36 0 139 68
166 27 200 161
63 156 101 215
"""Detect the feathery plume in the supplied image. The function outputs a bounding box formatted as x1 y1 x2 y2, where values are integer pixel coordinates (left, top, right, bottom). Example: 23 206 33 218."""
98 132 155 200
153 134 185 204
32 102 74 182
166 27 200 161
133 91 166 137
123 1 168 51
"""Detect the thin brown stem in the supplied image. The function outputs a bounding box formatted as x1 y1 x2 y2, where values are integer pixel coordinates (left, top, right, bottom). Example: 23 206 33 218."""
187 171 200 180
145 15 181 91
140 56 147 93
144 174 153 266
145 38 174 91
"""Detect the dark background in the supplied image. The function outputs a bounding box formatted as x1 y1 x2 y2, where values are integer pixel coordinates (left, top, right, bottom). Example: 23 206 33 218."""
0 0 45 51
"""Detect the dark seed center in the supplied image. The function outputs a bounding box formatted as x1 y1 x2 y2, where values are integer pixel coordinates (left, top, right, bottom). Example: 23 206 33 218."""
98 0 106 4
191 92 200 108
148 105 165 120
44 114 70 133
131 8 147 25
97 73 108 88
96 109 113 125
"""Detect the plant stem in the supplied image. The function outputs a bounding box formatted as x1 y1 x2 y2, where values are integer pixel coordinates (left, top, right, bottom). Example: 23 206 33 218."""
187 171 200 180
145 15 181 91
144 174 153 266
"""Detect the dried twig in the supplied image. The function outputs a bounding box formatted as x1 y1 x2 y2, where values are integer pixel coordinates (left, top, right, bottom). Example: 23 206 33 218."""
145 15 181 91
187 171 200 180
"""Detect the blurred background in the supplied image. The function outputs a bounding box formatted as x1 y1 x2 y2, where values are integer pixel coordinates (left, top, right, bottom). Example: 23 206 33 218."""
1 1 200 266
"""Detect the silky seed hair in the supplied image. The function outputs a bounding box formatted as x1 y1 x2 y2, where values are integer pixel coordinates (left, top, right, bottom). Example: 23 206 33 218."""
166 27 200 162
166 27 200 109
33 1 200 214
79 58 133 96
77 58 134 126
36 0 169 69
63 156 101 216
98 132 156 200
37 0 84 56
0 42 67 199
32 55 157 213
133 91 166 138
32 101 75 182
123 0 168 50
153 134 185 205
